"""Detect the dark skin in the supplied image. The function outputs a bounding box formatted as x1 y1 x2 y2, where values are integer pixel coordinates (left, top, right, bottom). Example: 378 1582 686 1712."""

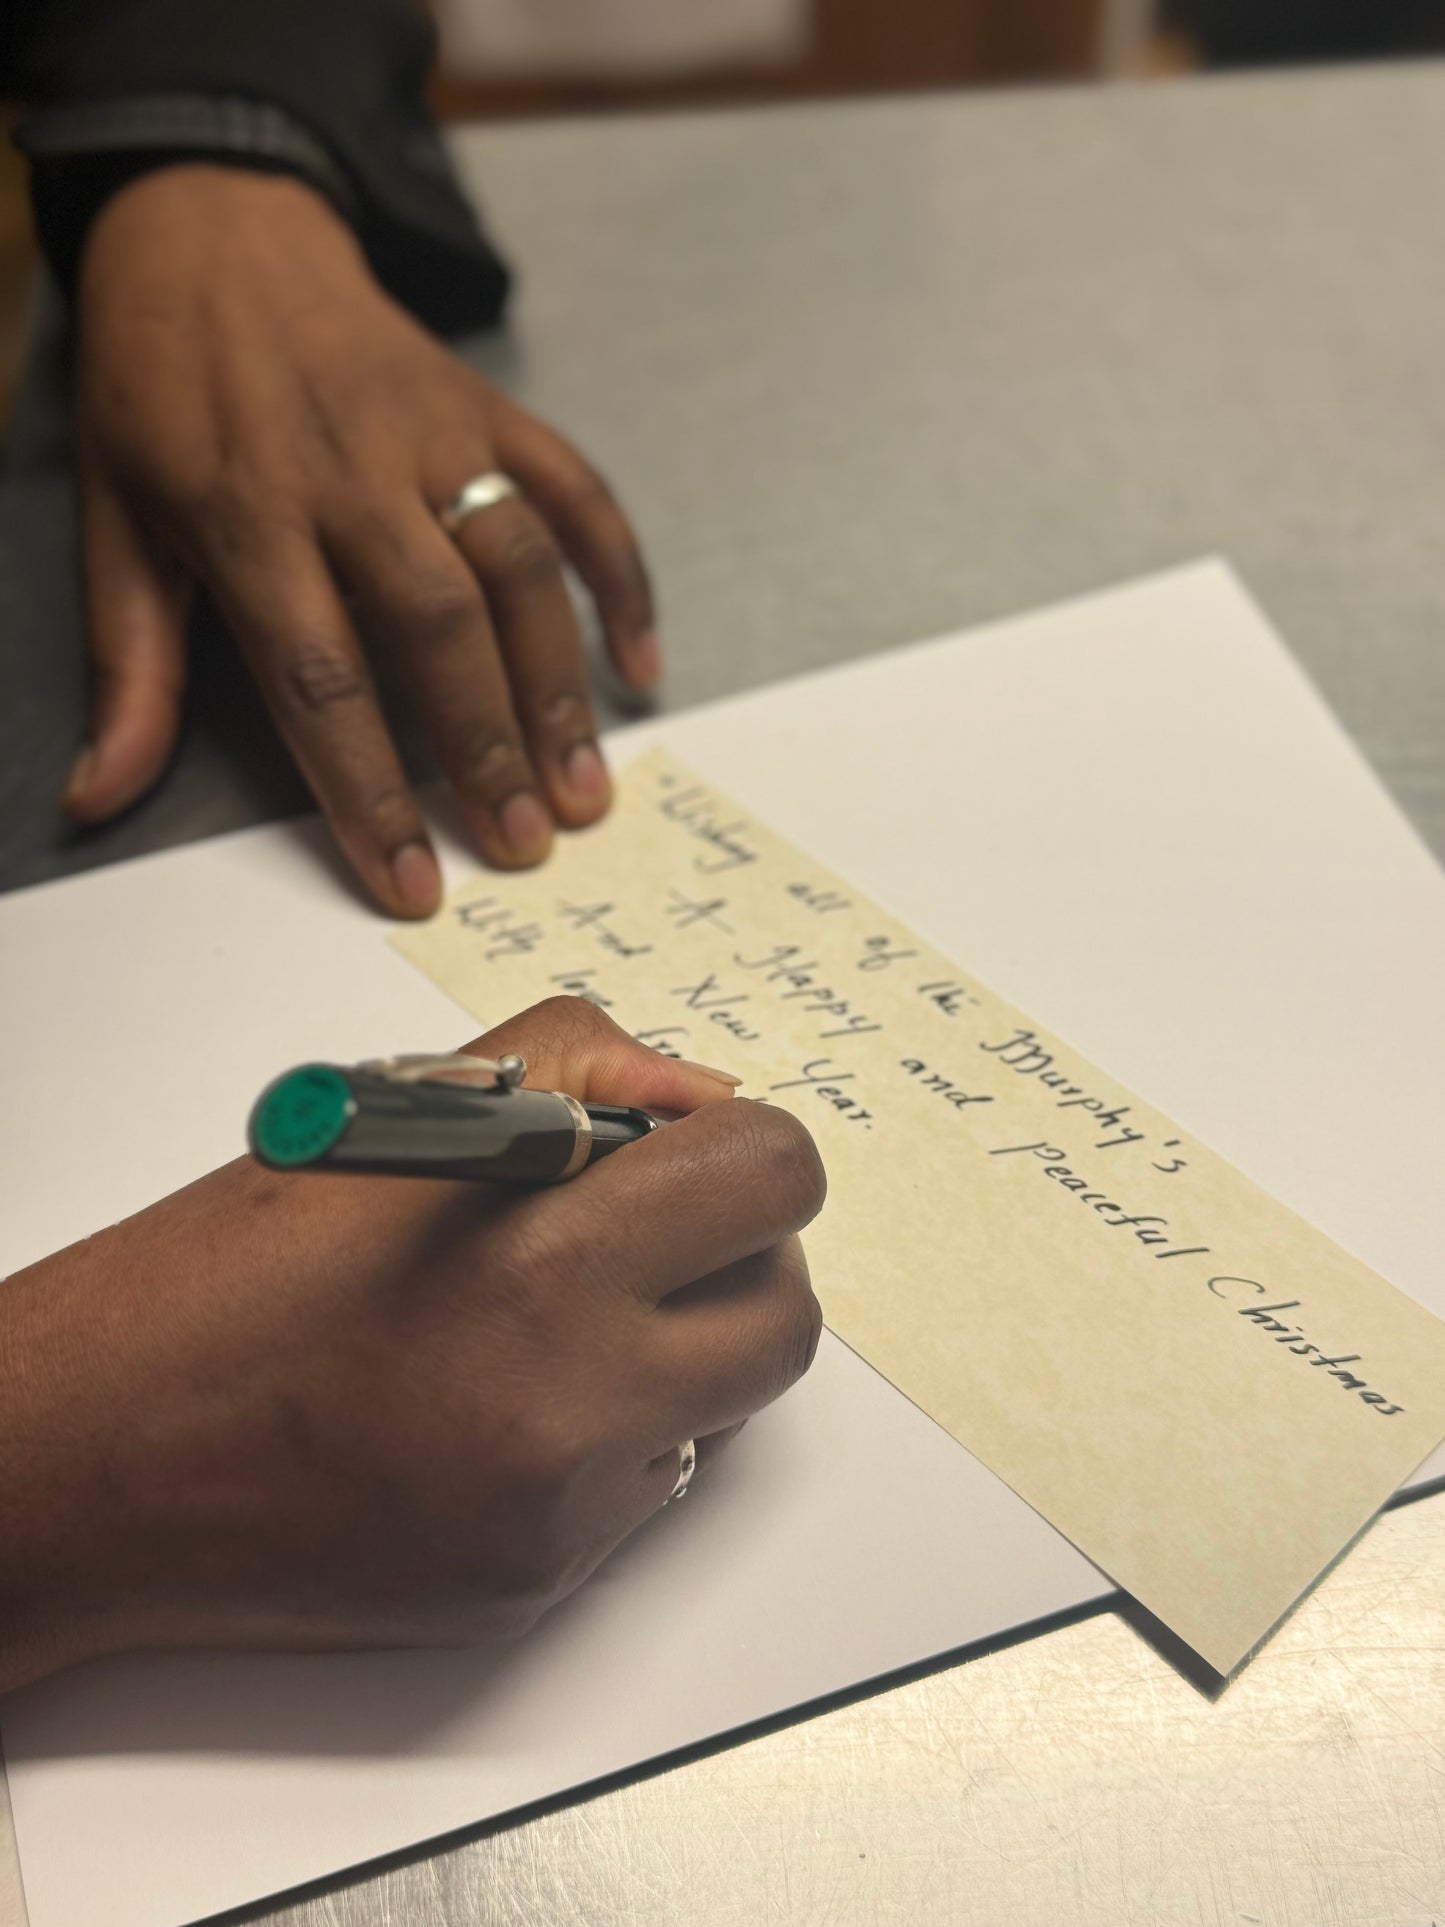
62 165 661 915
0 999 826 1695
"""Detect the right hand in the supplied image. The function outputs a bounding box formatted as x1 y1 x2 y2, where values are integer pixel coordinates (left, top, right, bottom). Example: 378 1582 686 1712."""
0 1001 825 1692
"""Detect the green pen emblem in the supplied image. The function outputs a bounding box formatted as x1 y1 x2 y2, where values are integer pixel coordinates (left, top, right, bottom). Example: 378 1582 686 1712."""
250 1064 355 1168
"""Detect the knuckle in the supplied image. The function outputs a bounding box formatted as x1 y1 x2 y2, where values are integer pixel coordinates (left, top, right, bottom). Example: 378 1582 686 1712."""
734 1241 823 1407
400 567 481 651
355 781 420 845
785 1249 825 1383
540 689 592 735
732 1101 829 1228
278 644 370 717
508 1399 594 1517
529 993 617 1056
177 475 250 553
747 1240 824 1395
485 522 563 596
184 473 307 559
471 993 615 1070
450 727 531 798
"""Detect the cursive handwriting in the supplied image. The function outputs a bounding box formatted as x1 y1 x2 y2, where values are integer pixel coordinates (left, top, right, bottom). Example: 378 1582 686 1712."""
1205 1278 1404 1414
658 784 759 874
768 1058 874 1126
899 1056 994 1112
988 1140 1208 1260
733 942 883 1040
557 899 653 960
980 1027 1143 1146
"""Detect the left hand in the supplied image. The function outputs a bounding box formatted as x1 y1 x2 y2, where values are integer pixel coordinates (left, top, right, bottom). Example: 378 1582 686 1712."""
63 165 660 915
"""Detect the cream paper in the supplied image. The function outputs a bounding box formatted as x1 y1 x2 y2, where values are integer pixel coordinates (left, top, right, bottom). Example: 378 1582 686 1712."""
394 747 1445 1673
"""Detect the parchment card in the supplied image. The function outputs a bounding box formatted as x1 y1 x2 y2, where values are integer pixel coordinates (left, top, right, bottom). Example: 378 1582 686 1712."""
394 748 1445 1673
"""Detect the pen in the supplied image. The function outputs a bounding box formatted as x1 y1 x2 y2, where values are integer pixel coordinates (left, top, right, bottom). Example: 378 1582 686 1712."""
247 1051 660 1185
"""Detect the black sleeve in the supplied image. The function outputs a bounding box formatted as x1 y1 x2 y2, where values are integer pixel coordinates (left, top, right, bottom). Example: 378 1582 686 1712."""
5 0 511 336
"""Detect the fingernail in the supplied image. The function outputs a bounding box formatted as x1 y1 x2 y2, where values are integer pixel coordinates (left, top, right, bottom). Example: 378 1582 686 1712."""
564 740 610 802
391 840 441 915
60 746 97 810
631 630 662 687
677 1059 744 1087
500 790 552 857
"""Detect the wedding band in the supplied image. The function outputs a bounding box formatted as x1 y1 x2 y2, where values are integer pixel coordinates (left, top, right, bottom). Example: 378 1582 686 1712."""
668 1439 697 1503
439 472 518 535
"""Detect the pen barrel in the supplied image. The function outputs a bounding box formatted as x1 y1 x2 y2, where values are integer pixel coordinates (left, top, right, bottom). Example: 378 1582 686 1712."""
250 1067 615 1183
330 1080 590 1182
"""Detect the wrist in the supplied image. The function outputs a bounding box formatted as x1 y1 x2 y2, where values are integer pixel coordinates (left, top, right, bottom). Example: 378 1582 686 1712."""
78 164 365 314
0 1245 150 1693
18 93 358 303
0 1225 184 1695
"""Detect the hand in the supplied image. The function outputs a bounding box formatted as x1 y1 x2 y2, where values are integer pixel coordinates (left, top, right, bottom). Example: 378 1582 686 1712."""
0 1000 825 1692
62 166 660 914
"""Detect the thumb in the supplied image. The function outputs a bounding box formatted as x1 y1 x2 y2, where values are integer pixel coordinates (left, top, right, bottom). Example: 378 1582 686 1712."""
62 472 191 822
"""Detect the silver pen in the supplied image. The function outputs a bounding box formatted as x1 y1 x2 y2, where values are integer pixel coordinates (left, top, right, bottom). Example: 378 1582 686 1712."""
248 1051 660 1185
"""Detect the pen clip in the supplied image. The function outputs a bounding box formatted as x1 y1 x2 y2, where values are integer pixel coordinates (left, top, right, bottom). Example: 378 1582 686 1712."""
355 1051 528 1093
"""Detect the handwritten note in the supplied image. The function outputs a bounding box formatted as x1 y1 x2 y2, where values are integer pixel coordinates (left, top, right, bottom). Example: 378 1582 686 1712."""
394 749 1445 1672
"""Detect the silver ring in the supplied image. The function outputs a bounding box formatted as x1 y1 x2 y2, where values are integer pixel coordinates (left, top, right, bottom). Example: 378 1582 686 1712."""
439 472 518 535
668 1439 697 1503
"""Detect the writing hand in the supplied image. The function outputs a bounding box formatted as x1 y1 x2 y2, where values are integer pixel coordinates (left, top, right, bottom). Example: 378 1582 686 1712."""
62 166 659 914
0 1000 824 1692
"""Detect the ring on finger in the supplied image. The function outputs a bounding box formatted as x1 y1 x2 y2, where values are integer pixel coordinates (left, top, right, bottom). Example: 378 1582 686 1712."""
667 1439 697 1503
439 472 519 537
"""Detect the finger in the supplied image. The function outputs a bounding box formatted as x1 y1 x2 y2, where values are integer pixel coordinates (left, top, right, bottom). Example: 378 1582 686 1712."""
204 527 441 917
632 1428 741 1537
491 396 660 690
63 472 190 821
445 493 613 830
328 498 554 868
469 996 745 1112
640 1236 822 1449
505 1094 828 1308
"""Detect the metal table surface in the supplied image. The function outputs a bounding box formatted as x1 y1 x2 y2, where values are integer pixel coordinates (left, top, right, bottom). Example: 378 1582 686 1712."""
3 59 1445 1927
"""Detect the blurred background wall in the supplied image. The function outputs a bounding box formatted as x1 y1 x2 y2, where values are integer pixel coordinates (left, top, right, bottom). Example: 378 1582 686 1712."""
428 0 1106 115
426 0 1445 113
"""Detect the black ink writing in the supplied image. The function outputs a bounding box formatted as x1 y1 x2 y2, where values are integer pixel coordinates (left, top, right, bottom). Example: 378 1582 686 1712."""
658 784 759 874
635 1025 689 1059
899 1057 995 1113
858 934 919 973
557 899 653 960
980 1027 1142 1146
732 943 882 1039
787 881 852 915
987 1140 1208 1259
768 1057 873 1126
548 967 613 1009
454 897 544 961
1206 1278 1404 1414
670 972 762 1043
917 979 981 1017
665 887 733 934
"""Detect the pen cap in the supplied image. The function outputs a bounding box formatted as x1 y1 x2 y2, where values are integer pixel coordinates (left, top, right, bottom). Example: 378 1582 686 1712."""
249 1064 355 1168
249 1065 587 1183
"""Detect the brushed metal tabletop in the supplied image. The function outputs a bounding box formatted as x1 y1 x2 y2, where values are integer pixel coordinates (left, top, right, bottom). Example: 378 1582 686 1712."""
3 60 1444 1926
